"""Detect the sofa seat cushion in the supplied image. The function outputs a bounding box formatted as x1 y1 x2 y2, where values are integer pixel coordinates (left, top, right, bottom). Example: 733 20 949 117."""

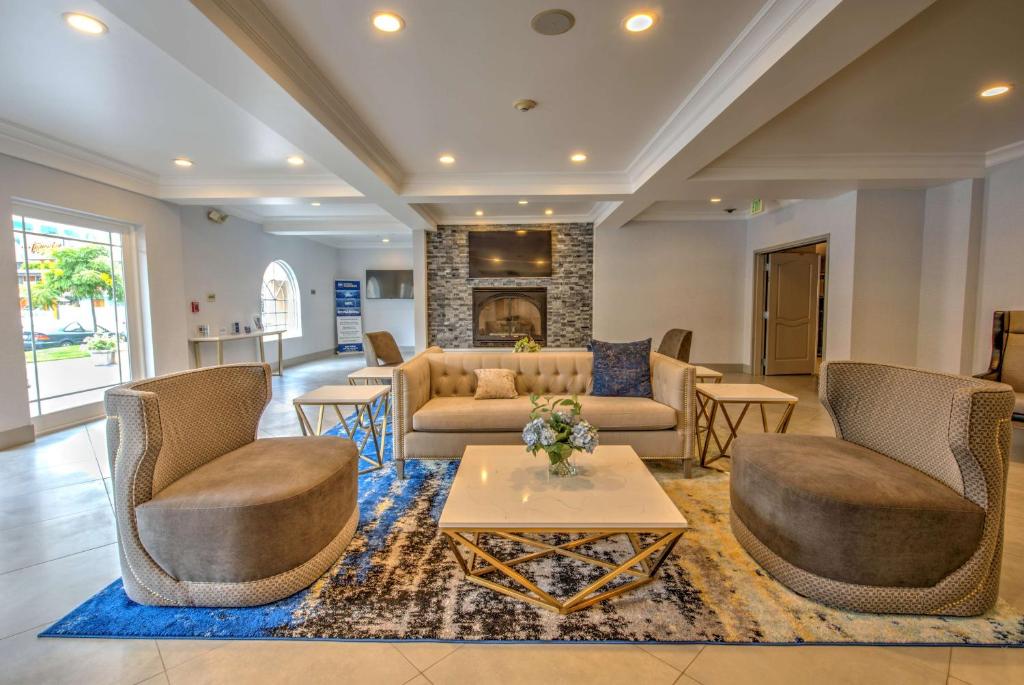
412 395 677 432
731 434 985 588
137 436 357 583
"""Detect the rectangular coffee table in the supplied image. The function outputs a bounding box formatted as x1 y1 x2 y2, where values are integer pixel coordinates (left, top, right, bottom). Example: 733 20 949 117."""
293 385 390 474
439 445 687 614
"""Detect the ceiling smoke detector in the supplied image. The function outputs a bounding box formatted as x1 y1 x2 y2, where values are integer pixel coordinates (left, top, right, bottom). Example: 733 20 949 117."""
514 99 537 112
531 9 575 36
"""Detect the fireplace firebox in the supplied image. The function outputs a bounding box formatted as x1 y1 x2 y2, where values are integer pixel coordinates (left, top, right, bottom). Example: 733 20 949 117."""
472 287 547 347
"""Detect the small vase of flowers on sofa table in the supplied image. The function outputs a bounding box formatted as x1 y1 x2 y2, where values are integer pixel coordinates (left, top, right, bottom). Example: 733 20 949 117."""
521 394 599 477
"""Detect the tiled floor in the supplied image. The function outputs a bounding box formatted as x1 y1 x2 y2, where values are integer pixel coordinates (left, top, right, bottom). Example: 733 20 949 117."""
0 357 1022 684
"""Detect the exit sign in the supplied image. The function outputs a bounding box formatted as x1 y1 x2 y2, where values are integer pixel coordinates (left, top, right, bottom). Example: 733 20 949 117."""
751 198 764 215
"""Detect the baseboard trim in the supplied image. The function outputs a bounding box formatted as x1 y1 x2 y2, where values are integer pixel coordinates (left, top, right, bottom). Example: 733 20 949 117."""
0 423 35 449
698 363 746 373
285 349 337 366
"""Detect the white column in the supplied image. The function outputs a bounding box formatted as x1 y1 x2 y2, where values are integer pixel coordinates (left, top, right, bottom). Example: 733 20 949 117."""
412 228 429 352
916 179 983 374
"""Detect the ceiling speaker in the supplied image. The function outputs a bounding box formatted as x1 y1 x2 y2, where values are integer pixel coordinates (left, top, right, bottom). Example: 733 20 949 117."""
531 9 575 36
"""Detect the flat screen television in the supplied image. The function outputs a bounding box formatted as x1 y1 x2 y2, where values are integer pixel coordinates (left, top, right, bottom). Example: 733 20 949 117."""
365 270 413 299
469 230 552 278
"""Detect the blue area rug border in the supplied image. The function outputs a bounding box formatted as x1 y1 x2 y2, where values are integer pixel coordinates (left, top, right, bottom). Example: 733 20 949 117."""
39 409 1024 647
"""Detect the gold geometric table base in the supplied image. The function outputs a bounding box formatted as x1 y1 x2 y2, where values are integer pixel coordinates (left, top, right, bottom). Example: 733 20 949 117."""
443 529 684 614
294 398 388 475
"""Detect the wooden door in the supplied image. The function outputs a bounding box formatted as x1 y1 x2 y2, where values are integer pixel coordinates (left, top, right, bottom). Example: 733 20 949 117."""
765 252 819 375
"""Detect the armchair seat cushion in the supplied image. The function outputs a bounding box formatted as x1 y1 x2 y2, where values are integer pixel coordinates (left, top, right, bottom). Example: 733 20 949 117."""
136 437 357 584
731 434 985 588
412 395 677 432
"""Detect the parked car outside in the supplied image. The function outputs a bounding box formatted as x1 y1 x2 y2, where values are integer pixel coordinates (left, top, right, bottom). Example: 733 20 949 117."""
23 322 126 350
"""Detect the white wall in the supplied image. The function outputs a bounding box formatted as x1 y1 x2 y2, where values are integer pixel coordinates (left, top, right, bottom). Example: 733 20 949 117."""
850 190 926 366
916 180 983 373
336 247 415 348
745 193 858 365
594 220 747 365
973 155 1024 373
0 154 187 438
180 207 337 364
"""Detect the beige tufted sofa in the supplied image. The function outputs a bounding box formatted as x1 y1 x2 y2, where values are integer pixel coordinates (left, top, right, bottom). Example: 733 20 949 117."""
392 349 695 478
105 363 359 607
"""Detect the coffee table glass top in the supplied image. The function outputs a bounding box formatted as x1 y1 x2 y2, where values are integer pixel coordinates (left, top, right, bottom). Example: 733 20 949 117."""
292 384 389 404
439 445 687 531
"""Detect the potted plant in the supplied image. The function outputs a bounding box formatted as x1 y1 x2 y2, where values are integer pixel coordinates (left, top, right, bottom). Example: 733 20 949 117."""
521 395 599 477
83 333 117 366
513 336 542 353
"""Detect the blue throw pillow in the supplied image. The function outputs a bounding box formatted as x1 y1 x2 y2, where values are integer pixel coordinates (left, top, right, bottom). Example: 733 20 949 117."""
591 338 652 398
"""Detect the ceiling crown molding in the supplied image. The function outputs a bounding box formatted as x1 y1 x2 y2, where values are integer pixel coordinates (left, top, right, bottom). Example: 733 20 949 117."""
0 119 158 196
625 0 843 188
986 139 1024 168
401 171 631 202
158 174 362 199
193 0 405 190
693 153 986 181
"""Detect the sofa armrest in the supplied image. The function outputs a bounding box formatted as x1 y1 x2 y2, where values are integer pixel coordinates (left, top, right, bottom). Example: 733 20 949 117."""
392 347 441 475
650 352 695 459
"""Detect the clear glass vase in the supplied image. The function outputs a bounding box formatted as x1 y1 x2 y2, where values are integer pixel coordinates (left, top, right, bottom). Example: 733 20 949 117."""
548 454 578 477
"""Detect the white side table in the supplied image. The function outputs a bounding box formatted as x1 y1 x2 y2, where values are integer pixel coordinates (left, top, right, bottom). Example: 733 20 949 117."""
696 383 798 467
293 384 390 474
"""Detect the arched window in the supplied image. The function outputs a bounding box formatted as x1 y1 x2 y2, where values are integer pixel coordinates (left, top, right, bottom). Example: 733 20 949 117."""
260 260 301 337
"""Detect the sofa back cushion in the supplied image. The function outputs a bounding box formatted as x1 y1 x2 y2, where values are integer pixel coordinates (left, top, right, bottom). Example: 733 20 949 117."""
427 352 591 397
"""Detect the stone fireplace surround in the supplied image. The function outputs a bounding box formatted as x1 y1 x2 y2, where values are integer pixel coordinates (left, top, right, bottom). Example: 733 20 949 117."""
426 223 593 348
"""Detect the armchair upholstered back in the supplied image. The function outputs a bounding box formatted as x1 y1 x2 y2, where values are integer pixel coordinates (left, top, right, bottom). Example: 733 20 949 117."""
657 329 693 363
363 331 404 367
979 311 1024 392
819 361 1014 508
105 363 271 496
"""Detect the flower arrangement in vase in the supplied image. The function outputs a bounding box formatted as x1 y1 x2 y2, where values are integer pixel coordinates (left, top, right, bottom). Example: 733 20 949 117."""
513 336 542 353
521 394 599 477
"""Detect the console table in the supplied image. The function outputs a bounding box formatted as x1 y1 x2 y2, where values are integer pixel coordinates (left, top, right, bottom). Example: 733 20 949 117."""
188 330 285 376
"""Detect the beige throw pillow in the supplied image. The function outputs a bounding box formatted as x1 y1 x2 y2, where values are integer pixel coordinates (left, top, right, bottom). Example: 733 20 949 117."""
473 368 519 399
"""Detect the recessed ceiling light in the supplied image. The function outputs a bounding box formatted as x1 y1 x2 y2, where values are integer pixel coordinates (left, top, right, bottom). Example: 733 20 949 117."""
63 12 108 35
979 84 1012 98
286 155 305 166
709 197 722 203
439 154 455 165
544 208 554 216
173 158 193 168
310 202 321 206
624 13 655 32
382 237 390 243
475 210 484 217
372 12 404 33
518 199 529 205
570 152 587 163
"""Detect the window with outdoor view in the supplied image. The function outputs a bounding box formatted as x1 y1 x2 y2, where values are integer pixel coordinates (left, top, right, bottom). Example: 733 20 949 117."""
13 213 131 417
260 260 300 336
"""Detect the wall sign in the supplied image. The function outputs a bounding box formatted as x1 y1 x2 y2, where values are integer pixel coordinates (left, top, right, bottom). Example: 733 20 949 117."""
335 279 363 353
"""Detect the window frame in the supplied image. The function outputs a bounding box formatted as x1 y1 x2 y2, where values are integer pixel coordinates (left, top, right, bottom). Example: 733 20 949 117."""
259 259 302 340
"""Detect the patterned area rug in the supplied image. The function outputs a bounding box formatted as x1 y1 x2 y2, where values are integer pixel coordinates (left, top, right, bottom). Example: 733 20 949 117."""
43 413 1024 645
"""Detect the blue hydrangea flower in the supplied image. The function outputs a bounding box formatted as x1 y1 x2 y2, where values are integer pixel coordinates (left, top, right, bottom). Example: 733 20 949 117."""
569 420 599 453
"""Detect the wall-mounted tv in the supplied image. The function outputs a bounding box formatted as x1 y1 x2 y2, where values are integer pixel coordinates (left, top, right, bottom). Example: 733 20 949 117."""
366 270 413 299
469 229 552 278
